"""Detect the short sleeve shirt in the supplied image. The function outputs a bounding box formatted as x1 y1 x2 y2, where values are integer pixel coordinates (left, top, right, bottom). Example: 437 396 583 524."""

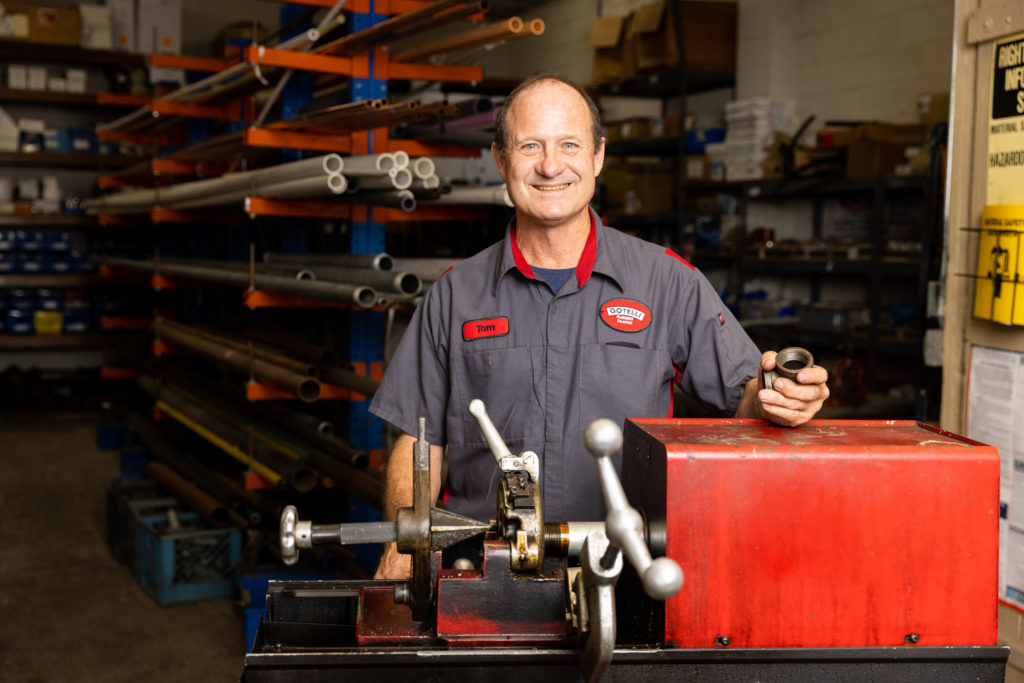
370 209 760 523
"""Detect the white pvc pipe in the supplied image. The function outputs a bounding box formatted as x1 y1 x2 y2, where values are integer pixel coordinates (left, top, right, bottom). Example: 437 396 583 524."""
411 157 435 180
338 153 394 176
154 174 347 210
390 150 410 169
354 167 412 191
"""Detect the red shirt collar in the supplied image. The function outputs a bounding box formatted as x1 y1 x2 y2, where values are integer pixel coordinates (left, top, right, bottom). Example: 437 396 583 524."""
509 209 598 288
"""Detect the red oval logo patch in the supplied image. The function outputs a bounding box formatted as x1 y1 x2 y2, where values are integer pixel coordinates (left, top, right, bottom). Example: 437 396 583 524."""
600 299 651 332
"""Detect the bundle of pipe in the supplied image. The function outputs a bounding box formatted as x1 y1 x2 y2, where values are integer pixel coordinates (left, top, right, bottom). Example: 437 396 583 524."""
138 375 319 492
391 257 463 284
104 256 378 308
127 412 271 526
153 317 323 402
158 317 319 377
85 154 345 213
421 183 513 206
392 16 544 62
396 106 499 147
154 255 419 298
337 189 416 212
320 0 489 56
263 251 394 271
261 252 419 296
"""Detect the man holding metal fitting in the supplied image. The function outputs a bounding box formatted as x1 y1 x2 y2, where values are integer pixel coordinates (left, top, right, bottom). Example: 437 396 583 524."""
370 73 830 580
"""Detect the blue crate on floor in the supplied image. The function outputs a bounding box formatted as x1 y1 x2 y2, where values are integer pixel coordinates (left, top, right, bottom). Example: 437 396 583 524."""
119 445 149 479
96 422 127 450
106 477 167 565
137 512 242 605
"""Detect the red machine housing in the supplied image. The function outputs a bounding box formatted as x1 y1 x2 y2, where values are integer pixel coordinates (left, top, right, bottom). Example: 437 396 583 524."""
621 418 1000 649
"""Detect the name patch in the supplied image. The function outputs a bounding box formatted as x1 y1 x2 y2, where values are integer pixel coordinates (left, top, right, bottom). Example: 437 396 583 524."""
463 316 510 341
600 299 652 333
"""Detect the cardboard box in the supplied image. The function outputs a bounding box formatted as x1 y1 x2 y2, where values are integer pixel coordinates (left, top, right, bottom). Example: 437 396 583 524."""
843 124 927 179
138 0 183 85
65 69 86 94
603 160 676 215
684 155 710 180
590 15 628 85
7 64 26 90
79 3 112 50
606 118 654 141
27 66 46 91
918 91 950 131
107 0 135 51
626 1 737 76
0 3 81 46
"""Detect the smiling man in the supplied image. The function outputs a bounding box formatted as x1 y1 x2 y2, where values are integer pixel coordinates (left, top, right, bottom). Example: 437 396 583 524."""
369 73 829 580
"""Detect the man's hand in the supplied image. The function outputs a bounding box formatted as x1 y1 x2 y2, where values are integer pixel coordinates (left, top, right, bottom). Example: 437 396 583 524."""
736 351 830 427
374 542 412 580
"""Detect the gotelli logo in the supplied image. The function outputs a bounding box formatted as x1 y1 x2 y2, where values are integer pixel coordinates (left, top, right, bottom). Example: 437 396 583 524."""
600 299 652 332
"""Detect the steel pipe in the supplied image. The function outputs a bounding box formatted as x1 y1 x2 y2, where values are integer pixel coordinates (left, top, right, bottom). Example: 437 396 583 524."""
341 189 415 211
302 266 421 295
320 366 380 398
166 173 347 211
157 318 319 378
138 376 321 492
264 251 394 272
147 461 249 528
154 319 322 402
422 183 512 206
241 327 342 368
105 256 377 308
319 0 470 55
391 257 461 282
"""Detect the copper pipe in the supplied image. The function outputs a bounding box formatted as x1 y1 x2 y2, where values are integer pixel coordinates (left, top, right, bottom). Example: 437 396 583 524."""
153 318 322 402
147 461 250 528
319 0 470 55
392 16 524 62
157 317 319 377
529 18 545 35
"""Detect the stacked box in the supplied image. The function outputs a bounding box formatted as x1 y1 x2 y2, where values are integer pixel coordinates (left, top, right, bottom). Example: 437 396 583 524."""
136 512 242 605
710 98 796 181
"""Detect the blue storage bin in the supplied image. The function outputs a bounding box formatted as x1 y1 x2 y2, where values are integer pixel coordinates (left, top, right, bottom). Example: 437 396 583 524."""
15 231 44 251
7 289 33 310
5 309 33 334
45 231 72 251
0 252 15 272
0 231 15 250
70 125 96 153
18 253 44 273
43 128 71 153
136 512 242 605
36 289 61 311
62 310 90 333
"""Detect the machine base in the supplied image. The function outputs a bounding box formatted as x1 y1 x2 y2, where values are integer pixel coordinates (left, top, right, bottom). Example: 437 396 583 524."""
243 643 1008 682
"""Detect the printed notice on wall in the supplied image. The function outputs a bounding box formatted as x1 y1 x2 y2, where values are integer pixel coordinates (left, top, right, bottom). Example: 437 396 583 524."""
967 345 1024 604
989 32 1024 204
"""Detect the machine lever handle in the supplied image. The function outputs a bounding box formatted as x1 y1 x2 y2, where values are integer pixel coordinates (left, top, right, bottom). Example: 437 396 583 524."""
584 419 683 600
468 399 513 464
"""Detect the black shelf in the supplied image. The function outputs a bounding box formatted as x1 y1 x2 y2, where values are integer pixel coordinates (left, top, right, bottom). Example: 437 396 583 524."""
0 214 97 228
741 257 922 276
0 87 144 109
597 68 735 98
0 152 140 169
0 332 143 350
745 175 927 199
0 273 107 288
0 40 146 68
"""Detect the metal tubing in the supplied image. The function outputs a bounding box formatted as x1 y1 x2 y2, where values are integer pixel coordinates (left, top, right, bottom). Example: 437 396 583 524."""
106 257 377 308
303 266 421 295
320 366 380 398
422 183 512 206
147 461 249 528
157 318 319 378
391 16 524 62
319 0 469 55
241 327 342 367
264 251 394 272
154 319 323 402
391 257 461 281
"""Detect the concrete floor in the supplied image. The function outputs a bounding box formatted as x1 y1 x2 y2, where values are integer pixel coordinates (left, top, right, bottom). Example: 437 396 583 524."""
0 412 243 682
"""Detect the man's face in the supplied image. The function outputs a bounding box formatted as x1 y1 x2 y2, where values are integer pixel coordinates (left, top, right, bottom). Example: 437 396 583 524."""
492 80 605 230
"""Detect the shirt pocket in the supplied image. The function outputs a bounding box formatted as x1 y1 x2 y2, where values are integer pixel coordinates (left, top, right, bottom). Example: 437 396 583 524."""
454 346 543 441
580 343 673 428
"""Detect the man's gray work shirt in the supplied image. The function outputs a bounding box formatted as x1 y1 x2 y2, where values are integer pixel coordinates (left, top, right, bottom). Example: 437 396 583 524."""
370 209 760 523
